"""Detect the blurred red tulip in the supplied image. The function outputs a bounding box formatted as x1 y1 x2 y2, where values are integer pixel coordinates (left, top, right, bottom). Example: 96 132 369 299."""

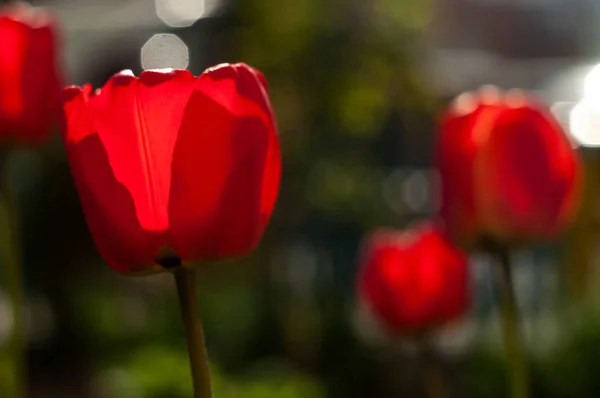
357 223 469 335
436 87 582 247
59 64 281 274
0 2 62 143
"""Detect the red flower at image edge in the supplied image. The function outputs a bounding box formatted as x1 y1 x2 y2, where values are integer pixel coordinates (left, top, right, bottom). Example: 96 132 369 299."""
436 87 582 247
0 2 62 143
60 64 281 274
357 223 470 335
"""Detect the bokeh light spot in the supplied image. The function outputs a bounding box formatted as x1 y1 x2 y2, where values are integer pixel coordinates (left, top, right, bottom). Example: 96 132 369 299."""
451 92 477 116
0 291 13 348
583 64 600 106
382 169 439 215
141 34 189 70
569 101 600 147
155 0 205 27
478 85 502 105
551 102 580 149
402 171 430 213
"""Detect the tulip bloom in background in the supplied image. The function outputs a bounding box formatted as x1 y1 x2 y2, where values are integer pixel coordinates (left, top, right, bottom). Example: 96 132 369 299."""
0 1 62 144
60 63 281 398
0 3 62 398
436 86 582 398
436 86 582 249
357 223 469 335
357 223 469 398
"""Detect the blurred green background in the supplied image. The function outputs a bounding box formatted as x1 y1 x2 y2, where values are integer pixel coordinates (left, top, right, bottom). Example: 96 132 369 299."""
2 0 600 397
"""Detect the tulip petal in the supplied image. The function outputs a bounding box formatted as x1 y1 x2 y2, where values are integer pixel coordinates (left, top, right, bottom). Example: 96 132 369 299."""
436 100 502 247
200 63 273 122
0 16 28 130
87 69 195 232
61 87 163 273
477 105 581 240
0 6 61 142
168 93 268 260
169 65 280 262
21 19 61 141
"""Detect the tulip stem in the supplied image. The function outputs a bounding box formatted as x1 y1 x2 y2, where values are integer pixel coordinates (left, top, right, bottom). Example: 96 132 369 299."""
494 247 529 398
420 338 447 398
174 268 213 398
0 152 26 398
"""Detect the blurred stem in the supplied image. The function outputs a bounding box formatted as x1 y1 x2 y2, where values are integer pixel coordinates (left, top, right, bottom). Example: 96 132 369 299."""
0 151 25 398
564 149 598 304
420 338 447 398
494 248 529 398
174 268 213 398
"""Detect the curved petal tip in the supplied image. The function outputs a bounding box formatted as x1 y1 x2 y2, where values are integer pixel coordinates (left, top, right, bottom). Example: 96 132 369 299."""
139 68 193 85
62 86 83 102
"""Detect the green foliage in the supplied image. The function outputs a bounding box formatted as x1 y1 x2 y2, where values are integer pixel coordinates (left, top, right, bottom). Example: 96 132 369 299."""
458 311 600 398
94 346 323 398
0 356 18 398
195 281 266 365
462 347 508 398
213 360 324 398
306 156 385 221
541 313 600 398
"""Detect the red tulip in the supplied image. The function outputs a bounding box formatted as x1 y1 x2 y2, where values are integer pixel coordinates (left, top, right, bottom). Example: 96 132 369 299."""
59 64 281 274
436 86 582 247
0 2 62 143
356 223 469 335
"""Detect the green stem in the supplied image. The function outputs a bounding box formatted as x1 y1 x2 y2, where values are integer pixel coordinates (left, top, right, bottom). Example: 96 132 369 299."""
420 339 447 398
0 152 25 398
494 248 529 398
174 268 213 398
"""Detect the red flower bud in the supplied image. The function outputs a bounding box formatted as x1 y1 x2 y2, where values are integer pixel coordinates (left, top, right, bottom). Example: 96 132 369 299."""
436 87 582 247
356 223 470 335
59 64 281 274
0 2 62 143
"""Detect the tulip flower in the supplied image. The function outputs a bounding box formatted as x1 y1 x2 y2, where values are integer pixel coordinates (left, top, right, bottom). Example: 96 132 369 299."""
60 64 280 398
0 4 62 397
356 223 469 335
59 64 281 274
436 86 582 248
434 87 578 398
0 2 62 143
